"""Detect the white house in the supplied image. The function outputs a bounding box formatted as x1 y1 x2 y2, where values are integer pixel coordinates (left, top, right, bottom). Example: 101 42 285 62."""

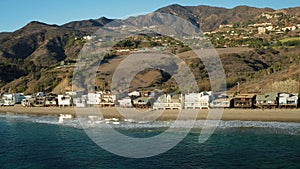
1 93 25 105
211 98 233 108
118 97 133 108
128 91 140 97
58 95 72 107
99 91 116 107
184 91 213 109
282 26 297 31
73 97 86 108
21 95 35 107
278 93 298 108
87 93 101 105
2 94 15 106
258 27 266 34
184 93 201 109
153 94 183 110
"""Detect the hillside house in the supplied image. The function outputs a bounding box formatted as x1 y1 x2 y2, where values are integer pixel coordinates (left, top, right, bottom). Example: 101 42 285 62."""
233 94 256 108
128 91 140 98
282 26 297 31
219 24 233 28
256 92 278 109
258 27 266 34
278 93 298 108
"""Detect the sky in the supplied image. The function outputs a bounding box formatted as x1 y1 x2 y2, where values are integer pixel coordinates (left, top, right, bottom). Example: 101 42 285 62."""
0 0 299 32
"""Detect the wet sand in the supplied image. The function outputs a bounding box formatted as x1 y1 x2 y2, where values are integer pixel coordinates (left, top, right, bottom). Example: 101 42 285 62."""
0 105 300 122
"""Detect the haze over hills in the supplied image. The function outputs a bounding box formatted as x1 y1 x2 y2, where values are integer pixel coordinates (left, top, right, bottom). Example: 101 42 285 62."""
155 5 300 31
0 4 300 94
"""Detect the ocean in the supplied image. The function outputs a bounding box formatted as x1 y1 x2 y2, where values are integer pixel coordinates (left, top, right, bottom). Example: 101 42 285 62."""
0 114 299 169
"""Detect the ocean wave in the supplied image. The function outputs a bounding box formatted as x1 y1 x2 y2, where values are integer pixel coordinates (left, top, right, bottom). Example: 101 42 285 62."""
0 113 299 135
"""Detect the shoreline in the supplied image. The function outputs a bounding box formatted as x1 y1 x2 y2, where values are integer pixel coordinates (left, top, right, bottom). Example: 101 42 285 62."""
0 105 300 123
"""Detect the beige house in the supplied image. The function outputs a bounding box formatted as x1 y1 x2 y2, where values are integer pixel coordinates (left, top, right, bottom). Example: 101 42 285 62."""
153 94 183 110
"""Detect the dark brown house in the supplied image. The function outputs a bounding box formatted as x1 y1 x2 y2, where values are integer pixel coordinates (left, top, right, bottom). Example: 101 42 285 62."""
233 94 256 108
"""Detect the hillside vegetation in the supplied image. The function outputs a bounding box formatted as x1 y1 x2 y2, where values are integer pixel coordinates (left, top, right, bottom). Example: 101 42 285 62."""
0 5 300 94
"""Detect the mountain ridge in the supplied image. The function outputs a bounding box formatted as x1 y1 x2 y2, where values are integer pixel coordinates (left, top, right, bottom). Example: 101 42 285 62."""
0 4 300 94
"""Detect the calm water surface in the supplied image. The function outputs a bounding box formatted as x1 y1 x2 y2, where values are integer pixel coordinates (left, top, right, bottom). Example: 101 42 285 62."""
0 114 299 169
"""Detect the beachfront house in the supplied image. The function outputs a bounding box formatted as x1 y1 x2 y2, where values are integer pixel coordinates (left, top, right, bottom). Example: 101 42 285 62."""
33 94 46 107
1 93 26 105
256 92 278 109
21 95 35 107
87 93 101 105
278 93 298 108
13 93 26 104
233 94 256 108
118 97 133 108
199 91 214 109
45 95 57 107
133 97 151 109
184 93 201 109
73 96 87 108
34 97 45 107
99 91 116 107
153 94 183 110
1 93 15 106
184 91 213 109
211 98 234 108
58 95 72 107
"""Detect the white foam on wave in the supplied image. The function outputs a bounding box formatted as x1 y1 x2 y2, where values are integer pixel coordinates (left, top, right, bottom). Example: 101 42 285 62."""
1 113 299 135
0 113 30 119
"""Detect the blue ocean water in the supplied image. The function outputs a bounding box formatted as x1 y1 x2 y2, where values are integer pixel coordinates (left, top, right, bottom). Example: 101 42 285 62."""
0 114 299 169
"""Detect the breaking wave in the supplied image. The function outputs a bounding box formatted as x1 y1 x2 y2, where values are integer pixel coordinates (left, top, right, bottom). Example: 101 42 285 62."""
0 113 299 135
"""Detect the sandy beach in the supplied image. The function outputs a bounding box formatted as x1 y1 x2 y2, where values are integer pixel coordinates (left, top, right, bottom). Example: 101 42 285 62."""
0 105 300 122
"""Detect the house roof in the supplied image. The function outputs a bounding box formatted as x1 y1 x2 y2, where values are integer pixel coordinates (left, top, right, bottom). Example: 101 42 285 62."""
234 94 256 99
170 94 181 100
279 93 298 98
256 92 278 101
212 98 233 102
134 97 150 102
